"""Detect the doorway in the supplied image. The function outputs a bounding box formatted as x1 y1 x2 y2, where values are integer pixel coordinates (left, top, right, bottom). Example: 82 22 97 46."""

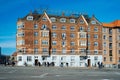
35 59 38 66
87 59 91 67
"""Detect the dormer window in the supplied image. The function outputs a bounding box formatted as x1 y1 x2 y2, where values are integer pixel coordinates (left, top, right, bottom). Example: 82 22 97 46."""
70 19 75 23
60 18 66 23
91 20 96 24
27 16 33 21
42 17 47 21
50 17 56 22
80 20 84 24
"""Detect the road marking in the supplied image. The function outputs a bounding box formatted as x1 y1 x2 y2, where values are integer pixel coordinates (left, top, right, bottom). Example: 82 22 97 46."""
31 73 48 78
102 79 110 80
39 73 48 78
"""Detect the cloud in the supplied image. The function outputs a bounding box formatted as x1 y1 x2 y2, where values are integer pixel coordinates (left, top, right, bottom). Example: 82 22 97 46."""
0 40 16 48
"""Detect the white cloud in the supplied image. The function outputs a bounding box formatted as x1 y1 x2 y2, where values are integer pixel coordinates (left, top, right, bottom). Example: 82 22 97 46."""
0 40 16 48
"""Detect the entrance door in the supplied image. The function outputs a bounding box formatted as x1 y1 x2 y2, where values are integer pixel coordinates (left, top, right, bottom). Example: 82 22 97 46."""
35 59 38 66
87 59 91 67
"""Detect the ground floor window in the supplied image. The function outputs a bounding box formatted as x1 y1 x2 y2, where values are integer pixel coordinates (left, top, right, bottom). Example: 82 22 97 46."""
18 56 22 61
27 56 32 62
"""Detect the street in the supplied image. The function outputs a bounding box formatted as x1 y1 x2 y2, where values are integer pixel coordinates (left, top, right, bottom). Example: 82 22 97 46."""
0 66 120 80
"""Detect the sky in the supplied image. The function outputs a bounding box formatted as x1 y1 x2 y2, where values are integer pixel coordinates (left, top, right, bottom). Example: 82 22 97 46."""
0 0 120 55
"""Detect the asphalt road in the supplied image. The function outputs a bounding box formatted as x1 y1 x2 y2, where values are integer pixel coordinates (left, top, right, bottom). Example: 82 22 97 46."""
0 66 120 80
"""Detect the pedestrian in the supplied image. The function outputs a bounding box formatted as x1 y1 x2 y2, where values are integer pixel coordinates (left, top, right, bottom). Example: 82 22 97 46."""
97 61 100 69
38 62 41 67
100 62 103 68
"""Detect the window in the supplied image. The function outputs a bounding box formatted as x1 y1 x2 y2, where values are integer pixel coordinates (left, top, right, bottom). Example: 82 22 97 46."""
118 50 120 54
52 56 57 61
94 56 98 61
27 56 32 62
102 28 106 33
41 24 47 30
61 25 66 30
62 33 66 39
80 33 86 38
52 48 56 54
70 33 75 38
91 20 96 24
104 50 107 54
62 48 66 54
52 32 57 37
34 24 38 29
80 56 86 60
118 43 120 48
42 17 47 21
70 48 75 54
50 17 56 22
87 34 90 38
34 48 38 54
80 20 84 24
104 57 106 62
87 42 90 46
42 48 48 53
94 27 98 32
110 57 112 61
52 41 57 45
52 25 57 30
34 32 38 36
109 43 112 49
103 42 107 47
34 40 38 45
42 40 48 45
17 40 25 45
118 35 120 40
94 50 98 54
27 16 33 20
17 23 24 29
62 41 66 47
94 42 98 46
80 49 86 54
118 28 120 33
18 56 22 61
70 19 75 23
60 18 66 23
17 31 24 37
109 29 112 34
42 32 49 37
61 56 66 61
71 56 75 61
94 34 98 39
80 41 86 46
87 27 90 32
109 50 112 56
70 42 75 46
70 26 75 31
79 27 84 32
103 35 106 39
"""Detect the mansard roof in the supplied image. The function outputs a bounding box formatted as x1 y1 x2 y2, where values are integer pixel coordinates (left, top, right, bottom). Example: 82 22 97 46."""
103 20 120 27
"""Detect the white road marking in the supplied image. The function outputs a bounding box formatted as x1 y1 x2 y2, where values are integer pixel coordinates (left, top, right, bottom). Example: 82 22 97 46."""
39 73 48 78
102 79 110 80
31 73 48 78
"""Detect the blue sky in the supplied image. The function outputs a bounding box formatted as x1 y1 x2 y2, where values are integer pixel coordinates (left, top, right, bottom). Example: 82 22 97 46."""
0 0 120 55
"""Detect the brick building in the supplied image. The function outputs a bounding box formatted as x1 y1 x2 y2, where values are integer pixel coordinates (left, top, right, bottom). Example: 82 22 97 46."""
103 20 120 67
16 11 103 67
